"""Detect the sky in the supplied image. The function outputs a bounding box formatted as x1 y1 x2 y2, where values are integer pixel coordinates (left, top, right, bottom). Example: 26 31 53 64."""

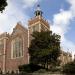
0 0 75 56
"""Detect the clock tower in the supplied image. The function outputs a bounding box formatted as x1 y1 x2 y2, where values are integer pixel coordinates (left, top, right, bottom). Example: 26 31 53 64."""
28 5 50 47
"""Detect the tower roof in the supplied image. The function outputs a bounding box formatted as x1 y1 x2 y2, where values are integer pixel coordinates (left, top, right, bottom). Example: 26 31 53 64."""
35 4 43 17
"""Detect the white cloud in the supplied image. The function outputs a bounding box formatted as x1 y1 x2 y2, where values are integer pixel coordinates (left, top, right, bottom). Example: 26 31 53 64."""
51 0 75 55
22 0 38 8
52 9 73 34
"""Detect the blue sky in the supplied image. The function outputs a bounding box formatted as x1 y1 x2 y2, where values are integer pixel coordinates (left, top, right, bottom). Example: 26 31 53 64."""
0 0 75 55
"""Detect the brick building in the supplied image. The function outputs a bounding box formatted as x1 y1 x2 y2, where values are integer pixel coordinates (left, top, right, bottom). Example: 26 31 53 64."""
0 5 50 73
0 24 29 73
0 5 72 74
59 51 72 66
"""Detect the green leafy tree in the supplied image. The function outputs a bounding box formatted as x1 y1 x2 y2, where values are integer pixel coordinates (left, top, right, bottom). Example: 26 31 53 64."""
0 0 7 13
29 31 61 69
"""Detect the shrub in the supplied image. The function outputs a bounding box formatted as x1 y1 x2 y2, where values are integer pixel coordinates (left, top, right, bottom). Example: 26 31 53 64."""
63 61 75 74
18 63 44 73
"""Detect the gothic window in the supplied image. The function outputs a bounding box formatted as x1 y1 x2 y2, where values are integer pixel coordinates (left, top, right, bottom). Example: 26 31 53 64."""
11 37 23 58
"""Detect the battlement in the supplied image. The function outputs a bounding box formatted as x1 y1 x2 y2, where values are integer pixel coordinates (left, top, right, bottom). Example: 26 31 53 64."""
28 16 50 28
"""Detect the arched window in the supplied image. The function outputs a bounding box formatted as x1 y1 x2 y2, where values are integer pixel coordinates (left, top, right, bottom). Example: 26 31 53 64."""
11 37 23 58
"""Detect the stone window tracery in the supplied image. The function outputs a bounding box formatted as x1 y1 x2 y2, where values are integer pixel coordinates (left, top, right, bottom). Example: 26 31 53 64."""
11 37 23 58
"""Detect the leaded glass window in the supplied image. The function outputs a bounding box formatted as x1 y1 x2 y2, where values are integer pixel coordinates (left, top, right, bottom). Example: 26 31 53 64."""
11 37 23 58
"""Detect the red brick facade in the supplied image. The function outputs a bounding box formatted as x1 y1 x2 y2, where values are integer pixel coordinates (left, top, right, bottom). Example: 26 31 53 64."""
0 23 29 73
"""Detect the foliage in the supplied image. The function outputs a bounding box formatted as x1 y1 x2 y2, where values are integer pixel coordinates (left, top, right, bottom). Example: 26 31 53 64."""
18 63 44 73
29 31 61 69
63 61 75 74
0 0 7 13
49 66 61 72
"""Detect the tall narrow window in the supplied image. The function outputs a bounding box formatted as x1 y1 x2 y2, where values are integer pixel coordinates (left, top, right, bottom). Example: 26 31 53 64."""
0 40 4 55
11 37 23 58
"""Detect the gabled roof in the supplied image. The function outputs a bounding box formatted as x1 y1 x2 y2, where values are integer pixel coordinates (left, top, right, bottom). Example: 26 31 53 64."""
11 22 28 36
15 22 28 31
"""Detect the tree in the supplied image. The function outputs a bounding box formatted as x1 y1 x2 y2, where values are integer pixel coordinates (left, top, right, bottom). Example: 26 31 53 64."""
29 31 61 69
0 0 7 13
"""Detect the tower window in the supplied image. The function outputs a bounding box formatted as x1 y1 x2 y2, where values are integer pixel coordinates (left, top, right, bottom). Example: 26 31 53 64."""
38 12 40 15
32 25 39 32
33 26 36 32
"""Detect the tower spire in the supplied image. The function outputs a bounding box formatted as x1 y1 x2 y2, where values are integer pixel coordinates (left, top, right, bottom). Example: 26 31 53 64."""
35 4 43 17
